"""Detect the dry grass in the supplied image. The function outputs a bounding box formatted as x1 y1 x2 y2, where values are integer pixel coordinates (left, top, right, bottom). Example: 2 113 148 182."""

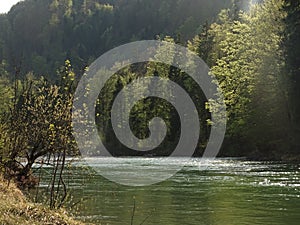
0 176 89 225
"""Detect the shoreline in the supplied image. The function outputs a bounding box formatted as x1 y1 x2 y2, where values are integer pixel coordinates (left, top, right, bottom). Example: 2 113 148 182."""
0 176 90 225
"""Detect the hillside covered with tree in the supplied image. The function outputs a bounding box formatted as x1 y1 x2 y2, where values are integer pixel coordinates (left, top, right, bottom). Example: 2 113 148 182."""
0 0 234 78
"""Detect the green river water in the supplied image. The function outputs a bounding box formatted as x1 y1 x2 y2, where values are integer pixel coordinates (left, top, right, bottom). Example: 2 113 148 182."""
31 158 300 225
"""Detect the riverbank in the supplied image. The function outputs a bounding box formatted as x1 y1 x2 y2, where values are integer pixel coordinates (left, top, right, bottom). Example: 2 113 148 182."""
0 176 88 225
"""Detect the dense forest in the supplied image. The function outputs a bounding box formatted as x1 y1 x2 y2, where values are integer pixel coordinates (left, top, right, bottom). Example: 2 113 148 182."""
0 0 235 78
0 0 300 187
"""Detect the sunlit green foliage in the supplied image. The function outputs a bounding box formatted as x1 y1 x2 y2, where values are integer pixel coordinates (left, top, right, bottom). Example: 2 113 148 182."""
188 0 293 158
0 61 77 186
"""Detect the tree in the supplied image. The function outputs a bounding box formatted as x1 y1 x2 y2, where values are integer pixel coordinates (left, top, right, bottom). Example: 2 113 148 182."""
190 0 289 158
1 61 77 187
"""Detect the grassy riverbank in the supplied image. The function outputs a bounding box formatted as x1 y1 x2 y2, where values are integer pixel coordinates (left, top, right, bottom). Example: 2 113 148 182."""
0 176 87 225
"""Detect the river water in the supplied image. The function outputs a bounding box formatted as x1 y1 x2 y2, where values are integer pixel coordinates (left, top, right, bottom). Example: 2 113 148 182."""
32 158 300 225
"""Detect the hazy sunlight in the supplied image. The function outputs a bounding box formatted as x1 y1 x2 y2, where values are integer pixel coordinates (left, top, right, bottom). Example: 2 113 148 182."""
0 0 22 14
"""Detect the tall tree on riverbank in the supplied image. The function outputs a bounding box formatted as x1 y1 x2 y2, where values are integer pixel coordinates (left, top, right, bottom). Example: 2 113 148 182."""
188 0 290 158
0 61 77 186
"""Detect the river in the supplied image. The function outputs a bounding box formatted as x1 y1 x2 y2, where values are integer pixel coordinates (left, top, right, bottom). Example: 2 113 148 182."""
31 158 300 225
